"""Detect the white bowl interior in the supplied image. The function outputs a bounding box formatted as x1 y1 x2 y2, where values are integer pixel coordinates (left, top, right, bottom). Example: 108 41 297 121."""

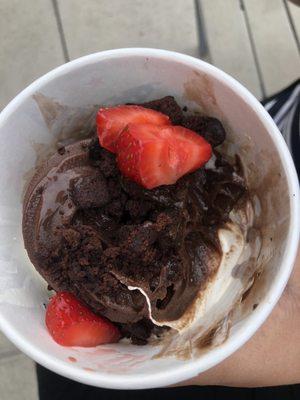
0 49 298 389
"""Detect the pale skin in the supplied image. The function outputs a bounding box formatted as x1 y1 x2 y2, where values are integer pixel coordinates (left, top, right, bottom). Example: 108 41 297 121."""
182 246 300 387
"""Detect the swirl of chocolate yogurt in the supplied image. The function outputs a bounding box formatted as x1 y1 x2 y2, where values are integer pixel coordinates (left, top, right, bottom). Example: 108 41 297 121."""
22 97 246 344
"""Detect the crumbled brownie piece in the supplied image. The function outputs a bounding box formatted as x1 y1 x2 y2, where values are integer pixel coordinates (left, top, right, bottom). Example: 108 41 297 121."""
62 228 81 248
141 96 184 124
120 318 160 345
182 116 226 146
89 137 117 177
125 199 153 219
71 171 110 208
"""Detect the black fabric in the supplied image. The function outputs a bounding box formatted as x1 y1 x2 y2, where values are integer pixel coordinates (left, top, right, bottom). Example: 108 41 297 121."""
290 100 300 177
261 78 300 106
262 78 300 177
36 364 300 400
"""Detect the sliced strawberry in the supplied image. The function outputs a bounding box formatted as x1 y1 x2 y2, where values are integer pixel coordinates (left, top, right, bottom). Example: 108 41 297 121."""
116 124 172 189
45 292 120 347
116 124 212 189
96 105 170 152
165 125 212 176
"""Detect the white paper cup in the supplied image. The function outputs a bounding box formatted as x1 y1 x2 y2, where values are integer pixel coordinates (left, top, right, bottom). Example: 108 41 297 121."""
0 49 299 389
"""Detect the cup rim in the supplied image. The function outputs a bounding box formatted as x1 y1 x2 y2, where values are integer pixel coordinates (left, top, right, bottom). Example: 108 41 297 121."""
0 48 299 389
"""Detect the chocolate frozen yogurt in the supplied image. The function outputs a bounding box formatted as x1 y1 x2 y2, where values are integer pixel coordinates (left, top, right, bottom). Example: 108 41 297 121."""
23 96 255 348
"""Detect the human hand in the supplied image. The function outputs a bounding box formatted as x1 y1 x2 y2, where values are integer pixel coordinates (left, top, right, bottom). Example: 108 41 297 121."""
185 246 300 387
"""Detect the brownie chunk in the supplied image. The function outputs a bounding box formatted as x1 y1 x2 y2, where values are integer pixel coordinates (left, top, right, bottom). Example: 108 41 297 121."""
182 115 226 146
141 96 184 124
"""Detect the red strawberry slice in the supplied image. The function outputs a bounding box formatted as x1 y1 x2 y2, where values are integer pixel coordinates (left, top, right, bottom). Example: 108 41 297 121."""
166 125 212 175
45 292 120 347
96 105 170 152
116 124 212 189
